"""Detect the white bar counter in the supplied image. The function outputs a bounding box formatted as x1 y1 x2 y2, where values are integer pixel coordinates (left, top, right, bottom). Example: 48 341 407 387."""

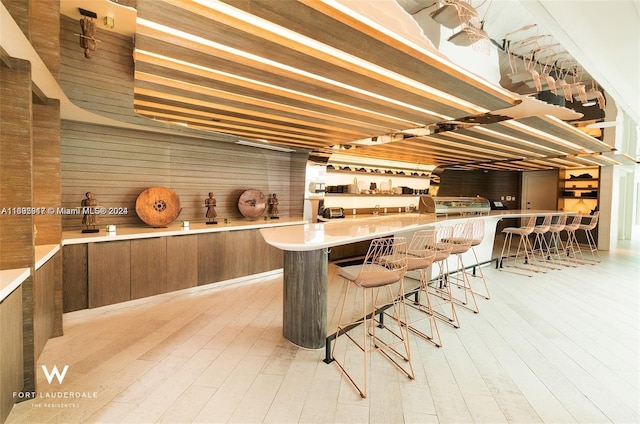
62 217 306 245
260 210 565 349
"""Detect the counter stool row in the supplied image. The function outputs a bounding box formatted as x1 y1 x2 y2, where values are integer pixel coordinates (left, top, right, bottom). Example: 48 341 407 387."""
499 212 601 277
331 219 492 398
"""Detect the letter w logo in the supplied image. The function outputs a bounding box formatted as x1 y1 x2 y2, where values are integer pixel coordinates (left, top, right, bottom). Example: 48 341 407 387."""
41 365 69 384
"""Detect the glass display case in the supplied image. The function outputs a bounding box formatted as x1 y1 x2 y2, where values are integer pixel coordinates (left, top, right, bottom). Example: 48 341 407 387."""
418 195 491 215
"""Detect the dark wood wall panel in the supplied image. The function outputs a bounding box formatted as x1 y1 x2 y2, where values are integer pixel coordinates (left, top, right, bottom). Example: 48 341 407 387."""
61 121 306 230
29 0 60 77
62 244 88 312
166 235 198 291
130 238 167 299
0 58 34 270
1 0 29 36
439 169 522 231
88 241 131 308
34 259 55 360
59 15 139 125
0 287 23 424
33 101 62 245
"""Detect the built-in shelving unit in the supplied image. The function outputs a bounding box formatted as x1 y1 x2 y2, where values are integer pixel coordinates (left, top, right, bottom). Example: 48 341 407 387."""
558 166 599 214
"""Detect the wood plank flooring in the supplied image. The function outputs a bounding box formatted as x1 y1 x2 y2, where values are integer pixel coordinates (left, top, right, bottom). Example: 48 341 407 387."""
6 241 639 424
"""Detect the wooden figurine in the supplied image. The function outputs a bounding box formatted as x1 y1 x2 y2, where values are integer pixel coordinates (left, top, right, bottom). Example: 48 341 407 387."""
205 192 218 224
269 193 280 219
81 191 100 233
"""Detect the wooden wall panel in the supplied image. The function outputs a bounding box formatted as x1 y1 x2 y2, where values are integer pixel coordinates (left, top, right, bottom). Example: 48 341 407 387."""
34 259 55 360
88 241 131 308
29 0 59 77
33 100 62 245
0 286 23 424
60 121 306 230
166 235 198 291
0 58 34 270
130 237 167 299
59 15 139 125
1 0 29 36
62 244 88 312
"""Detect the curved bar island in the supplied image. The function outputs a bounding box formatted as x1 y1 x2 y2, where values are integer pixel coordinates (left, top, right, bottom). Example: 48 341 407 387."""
260 210 563 349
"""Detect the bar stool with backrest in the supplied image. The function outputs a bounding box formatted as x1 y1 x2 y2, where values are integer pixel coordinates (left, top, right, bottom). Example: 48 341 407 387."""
402 228 441 347
427 225 460 328
331 237 414 398
468 218 491 299
530 214 558 271
578 211 600 263
563 212 583 267
499 215 538 277
444 220 480 314
548 213 567 266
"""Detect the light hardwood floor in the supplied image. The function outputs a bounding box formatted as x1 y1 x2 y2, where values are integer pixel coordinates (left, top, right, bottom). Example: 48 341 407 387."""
6 241 639 424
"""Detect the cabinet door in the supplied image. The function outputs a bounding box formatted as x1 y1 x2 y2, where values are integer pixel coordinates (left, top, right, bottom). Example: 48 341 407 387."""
62 244 88 312
167 235 198 291
131 238 167 300
88 240 131 308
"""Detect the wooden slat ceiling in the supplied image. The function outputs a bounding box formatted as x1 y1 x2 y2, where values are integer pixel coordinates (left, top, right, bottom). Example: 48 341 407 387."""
132 0 615 170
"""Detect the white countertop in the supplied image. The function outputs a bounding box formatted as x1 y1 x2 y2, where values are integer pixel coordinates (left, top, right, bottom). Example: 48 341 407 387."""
0 268 30 303
35 244 60 270
62 217 306 245
260 210 566 251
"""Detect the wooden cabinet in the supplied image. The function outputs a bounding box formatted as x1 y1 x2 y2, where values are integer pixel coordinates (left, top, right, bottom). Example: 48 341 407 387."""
558 167 599 214
63 228 283 310
62 244 88 312
131 238 167 300
167 235 198 291
88 241 131 308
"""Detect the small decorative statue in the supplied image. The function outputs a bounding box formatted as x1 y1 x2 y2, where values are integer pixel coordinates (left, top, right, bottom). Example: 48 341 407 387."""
81 191 99 233
269 193 280 219
205 192 217 224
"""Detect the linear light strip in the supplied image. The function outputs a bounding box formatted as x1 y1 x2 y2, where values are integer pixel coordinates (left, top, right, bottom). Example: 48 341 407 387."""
441 132 545 157
502 118 593 152
320 0 519 103
194 0 481 116
136 18 451 120
135 49 418 127
472 126 567 155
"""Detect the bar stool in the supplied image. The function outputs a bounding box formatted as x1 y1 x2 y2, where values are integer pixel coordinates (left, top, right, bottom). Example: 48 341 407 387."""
403 228 441 347
563 212 583 267
531 214 558 271
444 221 480 314
468 219 491 299
548 213 567 266
427 226 460 328
499 215 538 276
578 211 600 263
331 237 414 398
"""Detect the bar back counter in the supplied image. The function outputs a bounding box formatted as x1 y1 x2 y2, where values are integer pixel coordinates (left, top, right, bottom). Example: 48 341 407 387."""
260 210 565 349
61 218 305 312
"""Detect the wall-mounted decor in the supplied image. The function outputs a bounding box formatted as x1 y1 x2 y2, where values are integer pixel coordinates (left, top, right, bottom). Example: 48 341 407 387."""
135 186 181 227
238 189 267 220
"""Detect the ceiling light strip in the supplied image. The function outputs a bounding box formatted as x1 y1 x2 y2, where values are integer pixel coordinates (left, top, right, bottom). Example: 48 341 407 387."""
135 49 422 128
192 0 485 116
472 126 567 155
136 18 452 120
315 0 519 105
